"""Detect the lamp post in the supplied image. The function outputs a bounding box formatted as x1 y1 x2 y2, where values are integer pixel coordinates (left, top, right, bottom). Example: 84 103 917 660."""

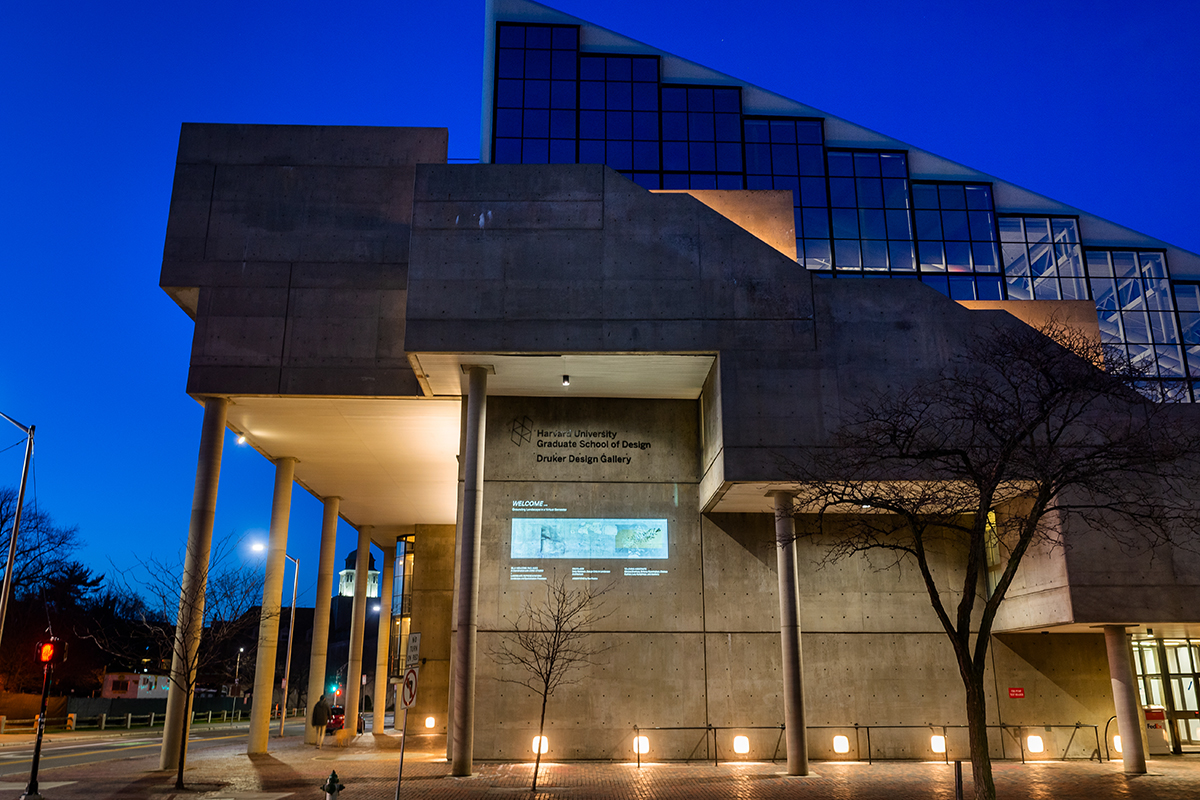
279 553 298 736
0 411 34 655
232 647 244 715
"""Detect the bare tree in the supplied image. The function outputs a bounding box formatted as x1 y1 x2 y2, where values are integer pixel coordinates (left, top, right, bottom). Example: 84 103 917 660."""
490 575 611 791
0 488 84 602
98 532 264 789
785 319 1200 800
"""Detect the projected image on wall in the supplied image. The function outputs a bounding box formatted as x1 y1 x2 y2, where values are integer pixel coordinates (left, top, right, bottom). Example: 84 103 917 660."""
511 518 669 560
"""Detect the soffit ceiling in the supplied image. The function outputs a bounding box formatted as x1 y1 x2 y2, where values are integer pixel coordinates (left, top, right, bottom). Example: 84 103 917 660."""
411 353 716 398
220 353 716 547
224 396 462 544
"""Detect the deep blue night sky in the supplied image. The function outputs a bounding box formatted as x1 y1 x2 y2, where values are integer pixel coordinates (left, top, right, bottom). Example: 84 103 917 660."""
1 0 1197 605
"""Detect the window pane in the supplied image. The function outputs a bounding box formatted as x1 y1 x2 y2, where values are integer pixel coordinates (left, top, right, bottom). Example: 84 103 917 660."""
1051 218 1079 244
946 241 971 272
889 241 916 271
880 152 907 177
973 241 999 272
949 276 977 300
1025 217 1051 243
1085 250 1113 276
689 141 716 171
1181 312 1200 345
1176 284 1200 312
797 145 825 176
827 151 853 176
882 178 909 209
771 144 798 175
1002 243 1029 275
633 141 658 170
498 48 524 78
919 240 945 271
969 211 995 241
862 239 888 270
1151 311 1180 343
915 209 942 240
832 208 859 238
998 218 1024 242
523 109 549 138
835 239 862 269
939 184 966 209
859 208 886 239
801 177 827 207
1007 275 1032 300
524 49 551 79
716 143 742 172
886 209 913 240
856 178 883 208
803 207 829 239
912 184 939 209
606 82 632 110
829 177 857 207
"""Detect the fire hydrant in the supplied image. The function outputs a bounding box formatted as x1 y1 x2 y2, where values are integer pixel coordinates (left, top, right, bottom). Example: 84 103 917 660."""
321 770 344 800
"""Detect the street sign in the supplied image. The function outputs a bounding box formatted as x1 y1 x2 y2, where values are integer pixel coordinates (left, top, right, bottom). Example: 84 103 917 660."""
400 667 419 709
405 632 421 669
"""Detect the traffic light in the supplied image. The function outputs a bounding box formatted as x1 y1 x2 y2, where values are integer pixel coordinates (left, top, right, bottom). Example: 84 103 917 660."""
34 638 64 665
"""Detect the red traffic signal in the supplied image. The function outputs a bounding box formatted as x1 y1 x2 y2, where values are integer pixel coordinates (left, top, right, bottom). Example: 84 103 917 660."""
35 638 65 665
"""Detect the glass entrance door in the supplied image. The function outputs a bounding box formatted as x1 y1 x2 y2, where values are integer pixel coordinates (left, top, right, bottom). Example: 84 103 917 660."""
1132 638 1200 747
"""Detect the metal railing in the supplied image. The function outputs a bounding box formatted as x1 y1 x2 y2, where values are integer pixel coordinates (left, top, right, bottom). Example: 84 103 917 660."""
0 706 302 734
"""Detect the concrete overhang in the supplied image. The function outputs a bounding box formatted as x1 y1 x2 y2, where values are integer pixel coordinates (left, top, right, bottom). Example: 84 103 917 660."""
219 396 462 545
409 352 716 399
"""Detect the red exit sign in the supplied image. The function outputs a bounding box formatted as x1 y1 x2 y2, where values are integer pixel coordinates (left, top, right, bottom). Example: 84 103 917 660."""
1009 688 1025 699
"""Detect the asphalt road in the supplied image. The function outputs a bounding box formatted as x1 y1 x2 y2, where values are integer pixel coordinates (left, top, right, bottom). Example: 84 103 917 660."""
0 728 246 778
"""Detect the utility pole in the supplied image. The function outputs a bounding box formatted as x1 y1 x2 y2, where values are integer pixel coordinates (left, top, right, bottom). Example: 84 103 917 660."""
0 411 34 654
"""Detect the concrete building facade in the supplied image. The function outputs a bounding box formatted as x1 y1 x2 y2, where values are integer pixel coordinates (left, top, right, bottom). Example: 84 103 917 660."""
156 0 1200 776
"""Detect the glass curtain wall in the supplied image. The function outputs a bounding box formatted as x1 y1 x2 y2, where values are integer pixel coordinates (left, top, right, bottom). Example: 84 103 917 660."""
490 21 1194 401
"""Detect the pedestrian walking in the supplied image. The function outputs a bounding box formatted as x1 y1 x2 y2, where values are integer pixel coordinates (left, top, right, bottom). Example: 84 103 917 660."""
312 693 332 748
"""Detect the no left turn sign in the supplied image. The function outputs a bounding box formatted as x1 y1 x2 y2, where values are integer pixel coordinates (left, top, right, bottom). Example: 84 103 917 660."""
400 667 419 709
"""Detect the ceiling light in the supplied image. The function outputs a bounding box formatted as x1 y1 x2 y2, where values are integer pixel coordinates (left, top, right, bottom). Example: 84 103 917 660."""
236 434 247 445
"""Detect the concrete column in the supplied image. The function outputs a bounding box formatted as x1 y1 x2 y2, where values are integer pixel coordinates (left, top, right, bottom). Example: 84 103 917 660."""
344 526 372 737
451 366 488 776
772 491 808 776
304 496 340 744
1105 625 1147 774
247 456 297 754
374 543 397 732
161 397 227 771
447 393 469 762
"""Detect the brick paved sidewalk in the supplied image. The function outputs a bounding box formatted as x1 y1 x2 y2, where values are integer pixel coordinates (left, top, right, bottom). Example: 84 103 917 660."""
3 732 1200 800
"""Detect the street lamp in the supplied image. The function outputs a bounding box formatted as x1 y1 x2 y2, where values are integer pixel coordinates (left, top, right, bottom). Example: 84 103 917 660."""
253 542 299 737
0 411 34 655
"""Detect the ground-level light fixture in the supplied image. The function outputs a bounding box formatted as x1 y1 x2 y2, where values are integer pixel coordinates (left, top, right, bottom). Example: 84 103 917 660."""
931 734 946 754
562 375 570 386
1026 734 1044 753
733 736 750 754
634 736 649 754
532 735 548 754
833 735 850 754
425 716 435 729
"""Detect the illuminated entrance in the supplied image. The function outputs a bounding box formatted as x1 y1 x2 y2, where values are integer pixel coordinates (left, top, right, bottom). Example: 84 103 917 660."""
1132 638 1200 748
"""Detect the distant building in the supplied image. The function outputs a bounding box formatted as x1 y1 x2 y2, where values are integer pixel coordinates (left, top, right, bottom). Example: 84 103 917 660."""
102 672 169 700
